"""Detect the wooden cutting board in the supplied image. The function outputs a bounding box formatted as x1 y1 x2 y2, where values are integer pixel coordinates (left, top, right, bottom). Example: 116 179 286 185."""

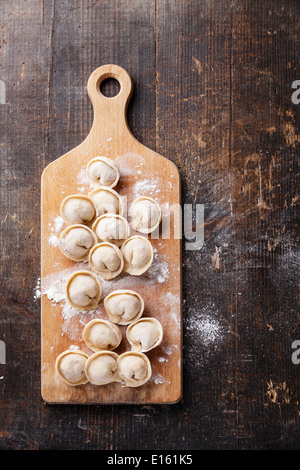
41 64 182 404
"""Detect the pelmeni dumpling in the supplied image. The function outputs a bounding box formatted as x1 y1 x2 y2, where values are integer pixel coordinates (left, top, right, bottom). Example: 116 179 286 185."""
129 196 162 233
85 351 121 386
126 317 163 353
59 224 97 261
121 235 154 275
55 350 89 386
104 290 144 325
86 157 120 188
92 214 130 247
83 319 122 352
89 242 124 280
89 187 124 217
117 352 152 387
60 194 96 226
66 271 102 310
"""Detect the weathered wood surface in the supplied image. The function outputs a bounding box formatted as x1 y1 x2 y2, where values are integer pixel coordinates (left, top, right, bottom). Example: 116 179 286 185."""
0 0 299 449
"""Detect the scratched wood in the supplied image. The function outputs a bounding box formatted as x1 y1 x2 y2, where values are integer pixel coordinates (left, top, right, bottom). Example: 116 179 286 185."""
41 64 182 404
0 0 299 449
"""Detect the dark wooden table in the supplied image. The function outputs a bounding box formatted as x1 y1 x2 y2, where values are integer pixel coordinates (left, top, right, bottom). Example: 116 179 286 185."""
0 0 299 450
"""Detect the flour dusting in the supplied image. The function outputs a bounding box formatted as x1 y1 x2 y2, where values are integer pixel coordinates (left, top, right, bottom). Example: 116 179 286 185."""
147 260 169 284
133 178 161 196
158 356 168 363
151 373 166 385
160 344 174 355
48 215 64 234
186 305 223 347
165 292 180 325
53 216 64 233
114 152 146 176
43 277 66 304
77 166 90 191
48 235 59 247
146 248 169 283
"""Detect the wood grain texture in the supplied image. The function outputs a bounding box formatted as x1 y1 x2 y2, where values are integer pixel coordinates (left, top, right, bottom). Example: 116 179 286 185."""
0 0 299 449
41 64 182 404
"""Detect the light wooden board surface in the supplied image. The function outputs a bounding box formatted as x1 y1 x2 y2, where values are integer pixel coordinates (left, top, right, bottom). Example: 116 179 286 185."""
41 65 182 404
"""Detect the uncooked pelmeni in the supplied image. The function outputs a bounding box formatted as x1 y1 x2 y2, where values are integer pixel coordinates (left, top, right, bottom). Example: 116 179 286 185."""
89 242 124 280
55 350 89 386
86 156 120 188
85 351 121 386
60 194 96 226
82 319 122 352
92 214 130 247
121 235 154 275
117 352 152 387
89 187 123 217
66 270 102 310
59 224 97 261
129 196 162 233
104 290 144 325
126 317 163 353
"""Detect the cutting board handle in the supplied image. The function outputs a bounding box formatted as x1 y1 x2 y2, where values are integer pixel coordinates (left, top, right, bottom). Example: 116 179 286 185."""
87 64 133 141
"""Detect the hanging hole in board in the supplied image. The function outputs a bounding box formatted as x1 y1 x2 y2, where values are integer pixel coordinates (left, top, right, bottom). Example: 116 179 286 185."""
99 76 121 98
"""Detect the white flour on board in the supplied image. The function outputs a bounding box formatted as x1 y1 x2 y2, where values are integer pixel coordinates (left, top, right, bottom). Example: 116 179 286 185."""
165 292 180 326
53 216 64 232
146 259 169 284
146 248 169 284
158 356 168 363
48 216 64 233
48 235 59 247
77 166 90 191
151 373 166 385
133 178 161 196
160 344 174 355
47 215 64 247
114 152 146 176
41 251 171 321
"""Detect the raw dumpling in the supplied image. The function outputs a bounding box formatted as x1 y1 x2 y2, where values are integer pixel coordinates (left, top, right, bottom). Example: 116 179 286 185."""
117 352 151 387
66 270 102 310
85 351 121 385
89 187 123 217
121 235 153 275
129 196 162 233
59 224 97 261
89 242 124 280
104 290 144 325
60 194 96 226
82 319 122 352
92 214 130 247
86 156 120 188
126 317 163 353
55 350 89 386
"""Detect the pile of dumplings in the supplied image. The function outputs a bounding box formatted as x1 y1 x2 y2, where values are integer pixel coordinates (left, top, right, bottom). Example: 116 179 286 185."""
56 295 163 388
54 156 164 388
